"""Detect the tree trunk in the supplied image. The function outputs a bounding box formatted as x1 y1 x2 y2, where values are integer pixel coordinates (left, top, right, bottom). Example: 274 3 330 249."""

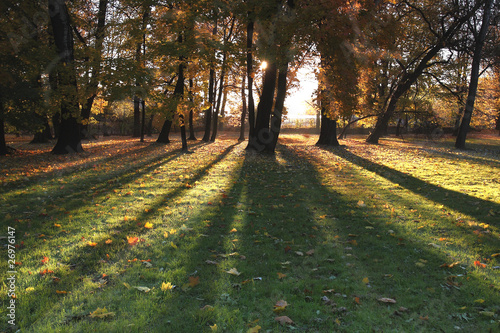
31 119 53 143
455 0 493 149
266 63 288 153
188 79 197 140
239 75 247 141
246 17 255 143
316 109 339 146
49 0 83 154
146 113 154 136
156 119 172 143
247 62 277 151
0 116 9 156
202 68 215 142
140 99 146 142
180 113 188 152
133 95 141 137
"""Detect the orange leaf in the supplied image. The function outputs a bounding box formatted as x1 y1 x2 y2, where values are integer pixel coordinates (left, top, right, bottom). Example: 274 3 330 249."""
127 236 139 246
474 261 486 268
277 272 287 280
87 241 97 247
105 239 113 244
56 290 67 294
188 276 200 287
354 297 361 304
41 256 49 265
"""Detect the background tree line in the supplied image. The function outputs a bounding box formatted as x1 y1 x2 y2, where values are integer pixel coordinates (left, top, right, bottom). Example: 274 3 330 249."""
0 0 499 155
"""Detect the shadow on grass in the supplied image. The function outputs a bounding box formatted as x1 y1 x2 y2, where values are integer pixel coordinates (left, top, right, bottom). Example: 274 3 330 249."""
10 141 500 332
320 145 500 226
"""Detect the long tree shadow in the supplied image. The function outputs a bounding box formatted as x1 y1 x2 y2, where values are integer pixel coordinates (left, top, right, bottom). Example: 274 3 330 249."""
321 145 500 226
13 141 500 332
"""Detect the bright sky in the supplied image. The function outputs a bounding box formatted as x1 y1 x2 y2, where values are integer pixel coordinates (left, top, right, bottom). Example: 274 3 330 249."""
285 64 318 118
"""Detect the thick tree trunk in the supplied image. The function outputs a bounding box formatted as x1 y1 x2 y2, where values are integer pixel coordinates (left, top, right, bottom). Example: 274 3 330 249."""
455 0 493 149
49 0 83 154
156 119 172 143
266 64 288 153
247 62 277 151
239 75 247 141
316 109 339 146
179 114 188 152
31 119 53 143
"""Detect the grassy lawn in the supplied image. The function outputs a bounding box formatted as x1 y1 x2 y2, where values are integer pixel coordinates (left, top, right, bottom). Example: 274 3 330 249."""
1 133 499 332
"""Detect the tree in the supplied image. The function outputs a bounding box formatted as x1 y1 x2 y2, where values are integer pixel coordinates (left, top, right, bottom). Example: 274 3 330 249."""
455 0 495 149
49 0 83 154
366 0 484 144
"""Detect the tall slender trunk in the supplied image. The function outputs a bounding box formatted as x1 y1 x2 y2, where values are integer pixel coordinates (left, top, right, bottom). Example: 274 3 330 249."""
239 75 247 141
0 115 8 156
188 79 197 140
202 17 218 142
246 16 255 143
455 0 493 149
49 0 83 154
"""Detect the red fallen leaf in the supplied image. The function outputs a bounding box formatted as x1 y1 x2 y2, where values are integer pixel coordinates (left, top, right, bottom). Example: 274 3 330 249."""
354 297 361 304
41 256 49 265
474 261 486 268
39 269 54 276
275 316 294 325
127 236 139 246
284 246 292 253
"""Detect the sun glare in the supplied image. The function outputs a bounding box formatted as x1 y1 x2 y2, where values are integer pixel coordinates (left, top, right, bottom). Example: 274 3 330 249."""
260 61 268 70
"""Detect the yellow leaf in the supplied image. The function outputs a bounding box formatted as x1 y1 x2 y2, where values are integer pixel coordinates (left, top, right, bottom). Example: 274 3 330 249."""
133 286 151 292
25 287 35 292
474 299 485 303
170 241 177 249
247 325 261 333
144 222 153 229
163 231 169 238
87 241 97 247
210 324 217 331
89 307 115 319
123 282 131 289
230 228 238 233
491 253 500 257
169 228 177 235
277 272 287 280
362 277 370 284
226 268 241 276
54 223 61 228
161 282 174 291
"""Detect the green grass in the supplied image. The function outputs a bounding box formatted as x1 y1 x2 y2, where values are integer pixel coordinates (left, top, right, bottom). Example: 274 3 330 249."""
1 133 499 332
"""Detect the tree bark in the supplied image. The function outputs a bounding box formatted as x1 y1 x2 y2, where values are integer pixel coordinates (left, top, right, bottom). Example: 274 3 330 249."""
188 79 197 140
0 116 9 156
266 63 288 153
247 62 278 151
246 17 255 143
239 75 247 141
316 109 339 146
49 0 83 154
455 0 493 149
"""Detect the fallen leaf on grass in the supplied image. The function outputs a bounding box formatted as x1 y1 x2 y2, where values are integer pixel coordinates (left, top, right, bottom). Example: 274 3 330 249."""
161 282 174 291
189 276 200 287
105 239 112 244
226 268 241 276
295 251 304 256
144 222 153 229
440 261 460 268
277 272 287 280
362 277 370 284
474 299 485 303
474 261 486 268
306 249 315 256
205 260 219 265
133 286 151 292
274 316 293 325
127 236 139 246
170 241 178 249
87 241 97 247
247 325 261 333
273 300 289 313
89 307 115 319
56 290 68 294
230 228 238 233
377 297 397 303
41 256 49 265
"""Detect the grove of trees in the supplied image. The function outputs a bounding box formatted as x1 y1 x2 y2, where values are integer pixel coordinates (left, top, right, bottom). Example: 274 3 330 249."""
1 0 499 155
